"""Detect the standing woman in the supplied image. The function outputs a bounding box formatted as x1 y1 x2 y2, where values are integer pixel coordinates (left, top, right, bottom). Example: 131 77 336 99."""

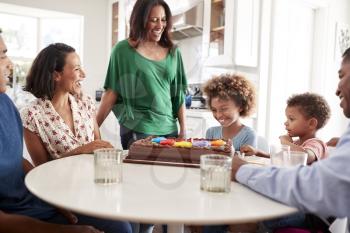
97 0 187 149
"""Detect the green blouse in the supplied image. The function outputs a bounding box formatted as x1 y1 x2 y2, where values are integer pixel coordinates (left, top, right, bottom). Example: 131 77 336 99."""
104 40 187 135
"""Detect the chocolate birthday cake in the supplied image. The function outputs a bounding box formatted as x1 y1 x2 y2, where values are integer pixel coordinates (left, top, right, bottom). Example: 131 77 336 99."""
126 136 233 165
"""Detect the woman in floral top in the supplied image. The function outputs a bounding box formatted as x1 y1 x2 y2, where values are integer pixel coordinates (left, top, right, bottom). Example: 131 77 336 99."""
21 43 113 166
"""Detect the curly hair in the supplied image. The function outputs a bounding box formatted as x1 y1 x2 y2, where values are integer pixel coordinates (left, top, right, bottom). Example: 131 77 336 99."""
203 73 256 117
287 92 331 129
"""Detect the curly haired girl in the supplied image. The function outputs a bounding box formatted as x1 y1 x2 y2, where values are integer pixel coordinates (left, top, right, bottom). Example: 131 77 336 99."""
203 73 257 151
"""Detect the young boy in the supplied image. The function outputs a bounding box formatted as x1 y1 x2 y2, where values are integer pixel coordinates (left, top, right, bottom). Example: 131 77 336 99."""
242 92 331 164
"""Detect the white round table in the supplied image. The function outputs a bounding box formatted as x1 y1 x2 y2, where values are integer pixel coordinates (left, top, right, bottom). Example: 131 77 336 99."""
25 154 297 233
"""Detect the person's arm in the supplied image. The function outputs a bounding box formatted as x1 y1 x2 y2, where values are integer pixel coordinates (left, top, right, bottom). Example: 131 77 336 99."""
23 159 34 174
177 104 186 138
279 135 317 164
24 128 113 167
23 128 51 166
233 130 350 218
96 89 118 127
0 211 102 233
60 140 114 158
240 145 270 158
93 117 101 140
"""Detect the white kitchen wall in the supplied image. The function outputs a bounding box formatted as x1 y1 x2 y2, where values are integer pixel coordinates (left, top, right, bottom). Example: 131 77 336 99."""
318 0 350 140
0 0 110 98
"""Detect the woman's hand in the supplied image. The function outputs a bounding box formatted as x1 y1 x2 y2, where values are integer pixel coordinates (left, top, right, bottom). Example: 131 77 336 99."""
78 140 114 154
240 145 257 156
178 129 186 139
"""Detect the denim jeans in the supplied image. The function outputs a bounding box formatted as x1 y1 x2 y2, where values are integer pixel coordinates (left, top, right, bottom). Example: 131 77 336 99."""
46 212 132 233
263 213 306 230
120 125 178 150
202 225 228 233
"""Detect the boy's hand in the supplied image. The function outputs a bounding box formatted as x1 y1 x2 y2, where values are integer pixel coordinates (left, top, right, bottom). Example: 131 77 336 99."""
240 145 257 156
279 135 293 144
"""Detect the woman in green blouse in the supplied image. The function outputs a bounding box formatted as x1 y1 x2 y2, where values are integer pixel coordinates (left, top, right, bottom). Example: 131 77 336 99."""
97 0 187 150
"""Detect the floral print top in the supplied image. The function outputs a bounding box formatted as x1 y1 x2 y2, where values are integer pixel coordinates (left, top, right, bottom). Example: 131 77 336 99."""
20 94 96 159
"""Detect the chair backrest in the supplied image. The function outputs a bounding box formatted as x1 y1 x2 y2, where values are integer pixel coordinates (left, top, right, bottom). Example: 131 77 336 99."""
257 135 269 153
329 218 348 233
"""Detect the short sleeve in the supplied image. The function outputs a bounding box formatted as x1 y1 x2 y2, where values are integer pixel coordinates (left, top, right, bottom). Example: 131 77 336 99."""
20 107 38 134
104 47 119 93
206 127 214 139
104 41 128 95
302 138 328 160
242 128 257 148
170 48 187 118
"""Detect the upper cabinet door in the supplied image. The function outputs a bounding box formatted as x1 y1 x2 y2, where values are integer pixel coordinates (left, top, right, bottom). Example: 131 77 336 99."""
234 0 260 67
203 0 235 67
203 0 260 68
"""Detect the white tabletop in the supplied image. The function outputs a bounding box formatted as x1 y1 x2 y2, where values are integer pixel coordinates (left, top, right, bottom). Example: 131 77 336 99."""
25 154 297 226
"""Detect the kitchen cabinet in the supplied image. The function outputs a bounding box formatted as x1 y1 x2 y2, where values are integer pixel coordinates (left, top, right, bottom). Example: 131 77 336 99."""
202 0 260 68
185 109 219 138
185 109 256 138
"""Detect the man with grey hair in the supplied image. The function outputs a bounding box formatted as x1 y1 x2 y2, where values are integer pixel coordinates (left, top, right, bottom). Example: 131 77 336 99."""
231 47 350 230
0 29 131 233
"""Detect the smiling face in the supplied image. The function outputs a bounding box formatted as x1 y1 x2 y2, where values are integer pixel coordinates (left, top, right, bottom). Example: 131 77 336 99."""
54 52 85 95
284 106 311 137
336 60 350 118
146 5 167 42
0 36 13 93
210 97 241 127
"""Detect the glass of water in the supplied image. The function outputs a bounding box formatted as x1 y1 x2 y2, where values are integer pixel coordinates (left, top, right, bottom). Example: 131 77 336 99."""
285 151 308 167
200 154 232 193
270 144 290 167
94 148 123 184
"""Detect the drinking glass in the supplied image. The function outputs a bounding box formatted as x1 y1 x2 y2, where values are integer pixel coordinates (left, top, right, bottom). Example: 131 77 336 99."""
270 144 290 167
94 148 123 184
200 154 232 193
285 151 307 167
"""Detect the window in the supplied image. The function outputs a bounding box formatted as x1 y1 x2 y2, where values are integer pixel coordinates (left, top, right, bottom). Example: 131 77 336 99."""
0 5 83 91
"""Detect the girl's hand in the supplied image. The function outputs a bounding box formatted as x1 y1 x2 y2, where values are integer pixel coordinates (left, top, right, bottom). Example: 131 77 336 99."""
279 135 293 144
240 145 257 156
